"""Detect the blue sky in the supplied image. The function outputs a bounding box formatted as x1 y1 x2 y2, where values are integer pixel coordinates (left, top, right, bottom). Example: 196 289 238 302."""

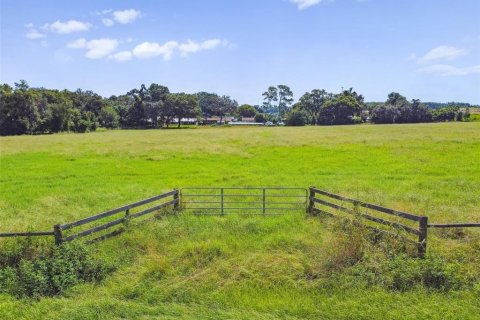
1 0 479 104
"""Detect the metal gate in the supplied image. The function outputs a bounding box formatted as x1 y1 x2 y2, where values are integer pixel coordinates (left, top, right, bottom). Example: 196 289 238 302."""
181 187 307 215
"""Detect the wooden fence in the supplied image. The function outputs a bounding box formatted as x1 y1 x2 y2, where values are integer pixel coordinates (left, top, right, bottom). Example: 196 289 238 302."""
0 189 179 245
307 187 429 257
1 186 478 256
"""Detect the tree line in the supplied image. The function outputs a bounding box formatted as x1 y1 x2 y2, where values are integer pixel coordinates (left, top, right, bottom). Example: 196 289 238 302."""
0 80 475 135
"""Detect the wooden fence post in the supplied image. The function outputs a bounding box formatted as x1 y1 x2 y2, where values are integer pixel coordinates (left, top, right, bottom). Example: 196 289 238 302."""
124 209 130 227
262 188 266 215
53 224 63 245
173 188 180 211
307 186 315 214
418 216 428 258
221 188 224 215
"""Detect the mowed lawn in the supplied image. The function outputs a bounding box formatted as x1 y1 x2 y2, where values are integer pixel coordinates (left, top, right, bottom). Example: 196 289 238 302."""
1 122 479 228
1 123 480 319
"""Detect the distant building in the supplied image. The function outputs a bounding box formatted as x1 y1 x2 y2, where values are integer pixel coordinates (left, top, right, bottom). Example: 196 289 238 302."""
204 116 235 124
171 118 198 125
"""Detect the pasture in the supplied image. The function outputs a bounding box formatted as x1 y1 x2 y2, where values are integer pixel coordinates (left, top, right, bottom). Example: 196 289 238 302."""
1 122 480 319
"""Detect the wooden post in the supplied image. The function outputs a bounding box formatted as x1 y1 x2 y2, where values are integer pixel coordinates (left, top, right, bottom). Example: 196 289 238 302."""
307 186 315 214
53 224 63 245
262 188 266 215
124 209 130 227
221 188 224 215
173 188 179 211
418 216 428 258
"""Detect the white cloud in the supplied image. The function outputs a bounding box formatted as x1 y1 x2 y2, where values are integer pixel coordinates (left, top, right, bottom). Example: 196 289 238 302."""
67 38 118 59
94 9 112 16
50 20 91 34
102 18 114 27
419 64 480 76
291 0 324 10
40 40 48 48
25 29 46 39
179 39 228 56
84 38 119 59
109 51 133 62
133 41 178 60
67 38 87 49
24 23 34 28
113 9 141 24
413 45 468 65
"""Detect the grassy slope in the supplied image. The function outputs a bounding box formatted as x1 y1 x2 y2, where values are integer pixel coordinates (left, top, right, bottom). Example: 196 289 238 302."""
1 122 480 319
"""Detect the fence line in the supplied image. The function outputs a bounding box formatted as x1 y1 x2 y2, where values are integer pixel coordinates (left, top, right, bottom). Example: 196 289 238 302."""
307 187 429 257
1 186 478 256
0 189 179 245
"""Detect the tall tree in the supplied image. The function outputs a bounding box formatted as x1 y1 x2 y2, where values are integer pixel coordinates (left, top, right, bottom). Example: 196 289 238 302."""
299 89 329 125
262 86 278 115
196 92 220 122
277 85 294 118
318 94 362 125
164 93 201 128
0 81 40 135
211 95 238 124
262 85 294 119
142 83 170 127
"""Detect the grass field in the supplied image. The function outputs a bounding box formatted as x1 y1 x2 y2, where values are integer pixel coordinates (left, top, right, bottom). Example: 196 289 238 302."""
1 122 480 319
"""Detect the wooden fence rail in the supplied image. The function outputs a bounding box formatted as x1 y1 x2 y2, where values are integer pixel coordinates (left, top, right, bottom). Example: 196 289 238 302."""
0 189 179 245
428 223 480 228
0 231 55 237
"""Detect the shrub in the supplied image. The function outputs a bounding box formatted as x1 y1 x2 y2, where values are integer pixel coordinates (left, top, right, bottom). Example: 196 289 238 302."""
0 243 115 298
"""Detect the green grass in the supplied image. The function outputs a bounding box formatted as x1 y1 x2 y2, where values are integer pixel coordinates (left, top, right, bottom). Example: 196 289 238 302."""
1 122 480 319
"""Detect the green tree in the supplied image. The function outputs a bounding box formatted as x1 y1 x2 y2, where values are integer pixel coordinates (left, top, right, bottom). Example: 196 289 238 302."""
277 85 294 117
371 93 432 124
238 104 257 117
211 95 238 124
45 103 72 132
143 84 170 127
0 81 40 135
71 110 97 133
126 88 147 127
109 95 133 127
98 106 120 129
262 86 278 115
254 113 268 123
262 85 294 119
196 92 220 123
318 94 362 125
164 93 201 128
299 89 329 125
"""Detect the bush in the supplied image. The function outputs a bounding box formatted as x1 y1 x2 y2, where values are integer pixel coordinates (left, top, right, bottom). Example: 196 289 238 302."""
0 243 114 298
285 110 306 126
